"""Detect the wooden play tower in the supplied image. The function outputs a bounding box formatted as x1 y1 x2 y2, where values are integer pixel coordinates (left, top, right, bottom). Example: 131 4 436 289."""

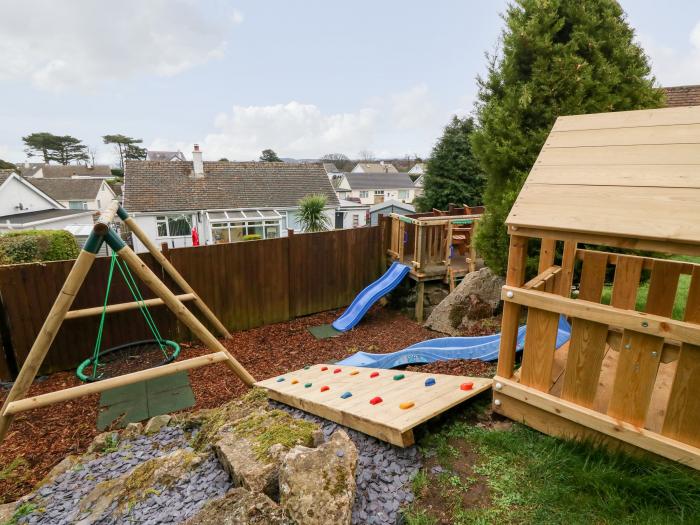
493 106 700 469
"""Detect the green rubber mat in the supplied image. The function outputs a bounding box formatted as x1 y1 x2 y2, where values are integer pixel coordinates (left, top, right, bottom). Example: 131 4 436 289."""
97 371 195 430
308 324 343 339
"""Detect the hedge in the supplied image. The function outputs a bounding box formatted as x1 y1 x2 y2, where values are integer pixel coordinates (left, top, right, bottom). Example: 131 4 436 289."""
0 230 80 265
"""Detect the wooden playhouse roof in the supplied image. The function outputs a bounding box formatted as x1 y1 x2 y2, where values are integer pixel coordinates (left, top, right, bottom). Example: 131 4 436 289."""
507 106 700 254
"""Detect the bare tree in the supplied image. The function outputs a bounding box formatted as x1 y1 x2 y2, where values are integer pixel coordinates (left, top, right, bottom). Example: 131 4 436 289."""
358 149 375 161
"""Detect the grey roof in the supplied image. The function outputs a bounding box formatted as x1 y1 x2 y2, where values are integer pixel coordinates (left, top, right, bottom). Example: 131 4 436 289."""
29 178 105 201
0 171 14 184
0 208 93 223
344 172 415 190
369 200 415 213
147 151 187 161
323 162 339 173
353 162 399 173
22 164 112 178
123 161 340 213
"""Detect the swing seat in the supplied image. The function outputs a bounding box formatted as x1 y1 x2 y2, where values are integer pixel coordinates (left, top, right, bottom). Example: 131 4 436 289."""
77 339 181 382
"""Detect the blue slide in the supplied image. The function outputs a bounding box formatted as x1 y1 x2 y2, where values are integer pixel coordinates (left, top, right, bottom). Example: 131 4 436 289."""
332 261 411 332
337 315 571 368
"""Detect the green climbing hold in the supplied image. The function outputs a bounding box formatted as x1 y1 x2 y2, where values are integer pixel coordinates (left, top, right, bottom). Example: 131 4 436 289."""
393 374 405 381
304 383 312 388
304 365 311 370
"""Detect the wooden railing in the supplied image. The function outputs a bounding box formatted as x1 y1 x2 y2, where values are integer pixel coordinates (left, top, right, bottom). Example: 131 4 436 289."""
494 238 700 470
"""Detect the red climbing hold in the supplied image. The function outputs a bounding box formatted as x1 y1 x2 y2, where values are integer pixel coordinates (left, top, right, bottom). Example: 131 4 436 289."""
321 366 328 371
460 382 474 391
370 371 379 378
369 396 383 405
333 368 341 374
321 385 330 392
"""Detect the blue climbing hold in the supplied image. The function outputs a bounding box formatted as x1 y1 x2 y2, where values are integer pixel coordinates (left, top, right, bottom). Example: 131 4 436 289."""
425 378 436 387
276 377 285 382
340 391 353 399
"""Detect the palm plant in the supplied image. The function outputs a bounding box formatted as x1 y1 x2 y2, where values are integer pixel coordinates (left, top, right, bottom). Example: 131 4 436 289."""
297 194 331 232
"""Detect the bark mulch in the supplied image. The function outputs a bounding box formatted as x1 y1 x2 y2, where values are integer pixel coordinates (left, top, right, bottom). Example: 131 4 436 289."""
0 306 499 504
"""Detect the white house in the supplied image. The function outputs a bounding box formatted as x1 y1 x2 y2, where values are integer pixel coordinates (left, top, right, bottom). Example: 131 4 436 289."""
351 162 399 174
335 172 417 205
30 178 117 211
123 147 341 252
146 151 186 161
413 173 425 196
408 163 426 176
335 199 370 229
0 171 95 232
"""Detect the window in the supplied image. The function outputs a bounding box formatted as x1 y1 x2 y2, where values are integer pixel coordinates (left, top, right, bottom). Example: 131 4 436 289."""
374 190 385 196
398 190 409 200
206 210 283 243
359 191 369 199
156 215 192 237
69 201 88 210
352 214 360 227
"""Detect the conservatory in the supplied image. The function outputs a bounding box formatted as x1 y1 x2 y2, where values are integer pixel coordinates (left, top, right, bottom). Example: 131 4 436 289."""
206 209 284 243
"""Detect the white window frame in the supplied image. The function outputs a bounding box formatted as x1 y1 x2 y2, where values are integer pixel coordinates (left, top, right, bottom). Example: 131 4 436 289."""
398 190 409 200
206 209 283 243
156 214 192 238
352 214 360 227
373 190 385 196
69 200 88 210
359 190 369 198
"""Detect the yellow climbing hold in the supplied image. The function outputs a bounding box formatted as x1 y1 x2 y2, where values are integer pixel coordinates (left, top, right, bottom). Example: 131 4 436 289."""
399 401 415 410
350 370 359 376
291 379 299 385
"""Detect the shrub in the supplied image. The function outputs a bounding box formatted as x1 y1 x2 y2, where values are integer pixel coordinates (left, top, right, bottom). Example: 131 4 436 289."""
297 194 332 232
0 230 80 265
242 234 262 241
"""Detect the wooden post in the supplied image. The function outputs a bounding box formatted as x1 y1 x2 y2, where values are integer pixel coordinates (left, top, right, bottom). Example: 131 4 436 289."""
496 235 528 378
468 219 479 273
114 244 255 386
123 215 231 339
0 250 97 442
558 240 577 297
415 281 425 323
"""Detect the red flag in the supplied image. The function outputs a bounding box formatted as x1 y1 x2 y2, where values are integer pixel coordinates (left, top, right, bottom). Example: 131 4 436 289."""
191 227 200 246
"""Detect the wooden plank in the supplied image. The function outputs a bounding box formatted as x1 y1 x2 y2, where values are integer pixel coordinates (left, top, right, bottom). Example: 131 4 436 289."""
501 286 700 346
557 241 577 297
611 256 644 309
561 251 609 406
528 165 700 189
551 106 700 132
493 376 700 470
537 144 700 166
577 248 698 276
520 308 561 391
538 238 556 273
508 185 700 246
546 124 700 149
497 235 528 378
662 267 700 447
644 260 682 316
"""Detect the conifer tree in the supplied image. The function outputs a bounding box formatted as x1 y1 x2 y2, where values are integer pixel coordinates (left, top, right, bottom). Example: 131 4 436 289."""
471 0 664 275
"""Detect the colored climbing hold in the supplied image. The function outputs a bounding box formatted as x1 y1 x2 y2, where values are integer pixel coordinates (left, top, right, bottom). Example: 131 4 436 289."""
370 371 379 378
460 382 474 391
333 368 341 374
340 391 353 399
369 396 383 405
291 379 299 385
304 383 312 388
321 385 330 392
425 378 436 387
399 401 415 410
393 374 405 381
321 366 328 371
276 377 285 382
304 365 310 370
350 370 359 376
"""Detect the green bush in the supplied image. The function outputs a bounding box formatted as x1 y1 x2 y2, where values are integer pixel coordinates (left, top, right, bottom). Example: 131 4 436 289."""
242 234 262 241
0 230 80 265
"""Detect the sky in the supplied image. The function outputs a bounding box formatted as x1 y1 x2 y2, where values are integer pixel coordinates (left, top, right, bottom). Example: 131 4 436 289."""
1 0 699 166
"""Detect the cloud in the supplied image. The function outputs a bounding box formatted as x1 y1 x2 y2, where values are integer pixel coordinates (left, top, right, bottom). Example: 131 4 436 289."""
641 20 700 86
390 84 436 129
0 0 241 92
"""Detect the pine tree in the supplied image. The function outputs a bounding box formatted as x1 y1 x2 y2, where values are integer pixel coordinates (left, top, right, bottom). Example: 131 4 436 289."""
415 116 484 212
471 0 664 275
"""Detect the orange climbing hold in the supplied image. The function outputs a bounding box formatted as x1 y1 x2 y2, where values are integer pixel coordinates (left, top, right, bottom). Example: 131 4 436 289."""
460 382 474 391
370 371 379 378
291 379 299 385
369 396 383 405
321 366 329 371
320 385 330 392
350 370 359 376
399 401 415 410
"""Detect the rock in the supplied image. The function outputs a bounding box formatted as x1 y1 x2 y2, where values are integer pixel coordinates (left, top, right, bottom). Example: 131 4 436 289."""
36 454 80 487
87 431 118 454
424 267 504 335
424 283 449 307
312 428 325 447
185 487 293 525
279 429 358 525
122 422 143 438
144 414 171 434
0 501 16 523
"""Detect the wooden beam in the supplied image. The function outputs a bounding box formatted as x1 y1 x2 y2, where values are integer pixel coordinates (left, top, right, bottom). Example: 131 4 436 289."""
123 215 231 339
497 235 528 378
493 376 700 470
502 286 700 346
415 281 425 323
65 293 195 320
94 200 120 235
523 265 561 291
3 352 229 415
576 248 699 276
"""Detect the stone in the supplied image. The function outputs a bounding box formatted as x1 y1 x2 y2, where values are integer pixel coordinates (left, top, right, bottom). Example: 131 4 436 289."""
86 431 118 454
279 429 358 525
122 422 144 439
36 454 80 488
215 433 280 500
425 267 504 335
0 501 16 523
144 414 171 434
185 487 293 525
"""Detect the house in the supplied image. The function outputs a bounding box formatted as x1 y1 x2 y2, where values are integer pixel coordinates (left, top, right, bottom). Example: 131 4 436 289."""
663 85 700 107
407 163 426 176
18 163 112 179
323 162 340 175
336 199 370 229
413 174 425 196
123 146 340 252
351 162 399 174
369 200 415 226
0 172 95 233
335 172 417 204
30 178 117 210
147 151 187 162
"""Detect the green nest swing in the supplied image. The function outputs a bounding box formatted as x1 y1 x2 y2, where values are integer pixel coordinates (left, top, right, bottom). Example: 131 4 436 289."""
77 251 181 382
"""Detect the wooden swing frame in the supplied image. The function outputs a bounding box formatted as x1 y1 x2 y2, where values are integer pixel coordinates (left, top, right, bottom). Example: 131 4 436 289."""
0 201 255 443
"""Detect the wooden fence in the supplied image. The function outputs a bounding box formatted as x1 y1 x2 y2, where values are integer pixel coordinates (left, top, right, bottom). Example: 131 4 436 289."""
0 226 384 380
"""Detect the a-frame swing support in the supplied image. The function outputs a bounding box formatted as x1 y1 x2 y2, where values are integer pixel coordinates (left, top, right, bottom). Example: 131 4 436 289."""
0 201 255 443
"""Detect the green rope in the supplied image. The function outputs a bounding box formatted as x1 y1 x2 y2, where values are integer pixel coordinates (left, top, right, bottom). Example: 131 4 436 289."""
90 252 118 379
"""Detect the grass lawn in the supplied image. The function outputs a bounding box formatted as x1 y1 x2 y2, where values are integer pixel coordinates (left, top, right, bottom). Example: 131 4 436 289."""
403 397 700 525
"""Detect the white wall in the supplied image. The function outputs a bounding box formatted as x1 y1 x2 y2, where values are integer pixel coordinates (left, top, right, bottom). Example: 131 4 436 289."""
129 213 198 253
349 188 416 205
0 213 95 232
339 208 369 229
0 177 57 216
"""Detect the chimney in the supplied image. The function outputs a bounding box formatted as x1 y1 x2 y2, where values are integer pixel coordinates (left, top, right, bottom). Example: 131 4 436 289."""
192 144 204 178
